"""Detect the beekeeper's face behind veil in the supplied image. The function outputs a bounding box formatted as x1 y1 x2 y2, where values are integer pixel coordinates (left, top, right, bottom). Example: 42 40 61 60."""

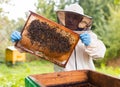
56 3 92 32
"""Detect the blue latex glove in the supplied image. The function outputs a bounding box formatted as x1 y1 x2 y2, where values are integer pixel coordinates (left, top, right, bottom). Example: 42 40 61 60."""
80 32 91 46
10 31 21 42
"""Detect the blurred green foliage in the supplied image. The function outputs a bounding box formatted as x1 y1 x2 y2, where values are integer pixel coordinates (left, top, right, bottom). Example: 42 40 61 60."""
96 63 120 77
104 5 120 60
114 0 120 4
36 0 56 21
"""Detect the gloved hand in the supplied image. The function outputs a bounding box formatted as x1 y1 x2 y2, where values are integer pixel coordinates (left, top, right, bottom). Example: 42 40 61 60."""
10 31 21 42
80 32 91 46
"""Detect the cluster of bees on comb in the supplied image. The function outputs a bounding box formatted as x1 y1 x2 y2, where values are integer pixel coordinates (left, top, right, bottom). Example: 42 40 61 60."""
27 20 72 54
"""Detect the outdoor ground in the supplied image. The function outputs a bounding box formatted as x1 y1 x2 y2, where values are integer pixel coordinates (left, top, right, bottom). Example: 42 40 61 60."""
0 60 120 87
0 60 54 87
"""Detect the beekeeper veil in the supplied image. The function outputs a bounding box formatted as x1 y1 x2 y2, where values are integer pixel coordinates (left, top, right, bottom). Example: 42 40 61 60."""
56 3 92 31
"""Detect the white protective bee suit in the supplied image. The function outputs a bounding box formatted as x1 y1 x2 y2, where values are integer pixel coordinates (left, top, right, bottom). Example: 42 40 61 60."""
54 4 106 72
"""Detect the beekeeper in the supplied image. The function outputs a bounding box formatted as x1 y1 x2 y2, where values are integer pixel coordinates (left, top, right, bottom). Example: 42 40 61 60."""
10 3 106 72
54 3 106 72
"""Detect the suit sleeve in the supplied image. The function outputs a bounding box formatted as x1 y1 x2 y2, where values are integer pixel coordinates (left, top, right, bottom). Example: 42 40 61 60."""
85 31 106 59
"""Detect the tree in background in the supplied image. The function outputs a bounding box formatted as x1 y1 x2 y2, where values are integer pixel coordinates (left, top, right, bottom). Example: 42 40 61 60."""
35 0 56 21
0 0 10 16
104 4 120 61
35 0 76 22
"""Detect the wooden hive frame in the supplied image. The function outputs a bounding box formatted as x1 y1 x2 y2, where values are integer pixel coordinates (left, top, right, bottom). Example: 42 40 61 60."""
15 11 79 67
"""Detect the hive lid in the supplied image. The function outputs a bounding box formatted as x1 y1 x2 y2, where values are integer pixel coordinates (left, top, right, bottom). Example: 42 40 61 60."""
6 46 17 51
15 11 79 67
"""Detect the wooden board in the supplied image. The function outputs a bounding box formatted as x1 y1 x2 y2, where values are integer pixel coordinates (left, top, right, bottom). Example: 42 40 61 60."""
88 70 120 87
29 70 88 87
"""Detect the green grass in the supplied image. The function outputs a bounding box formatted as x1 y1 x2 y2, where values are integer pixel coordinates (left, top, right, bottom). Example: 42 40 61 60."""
96 63 120 78
0 60 54 87
0 61 120 87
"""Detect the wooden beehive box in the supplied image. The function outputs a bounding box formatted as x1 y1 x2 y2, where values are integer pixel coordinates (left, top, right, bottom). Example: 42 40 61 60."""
5 46 26 64
25 70 120 87
15 11 79 67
